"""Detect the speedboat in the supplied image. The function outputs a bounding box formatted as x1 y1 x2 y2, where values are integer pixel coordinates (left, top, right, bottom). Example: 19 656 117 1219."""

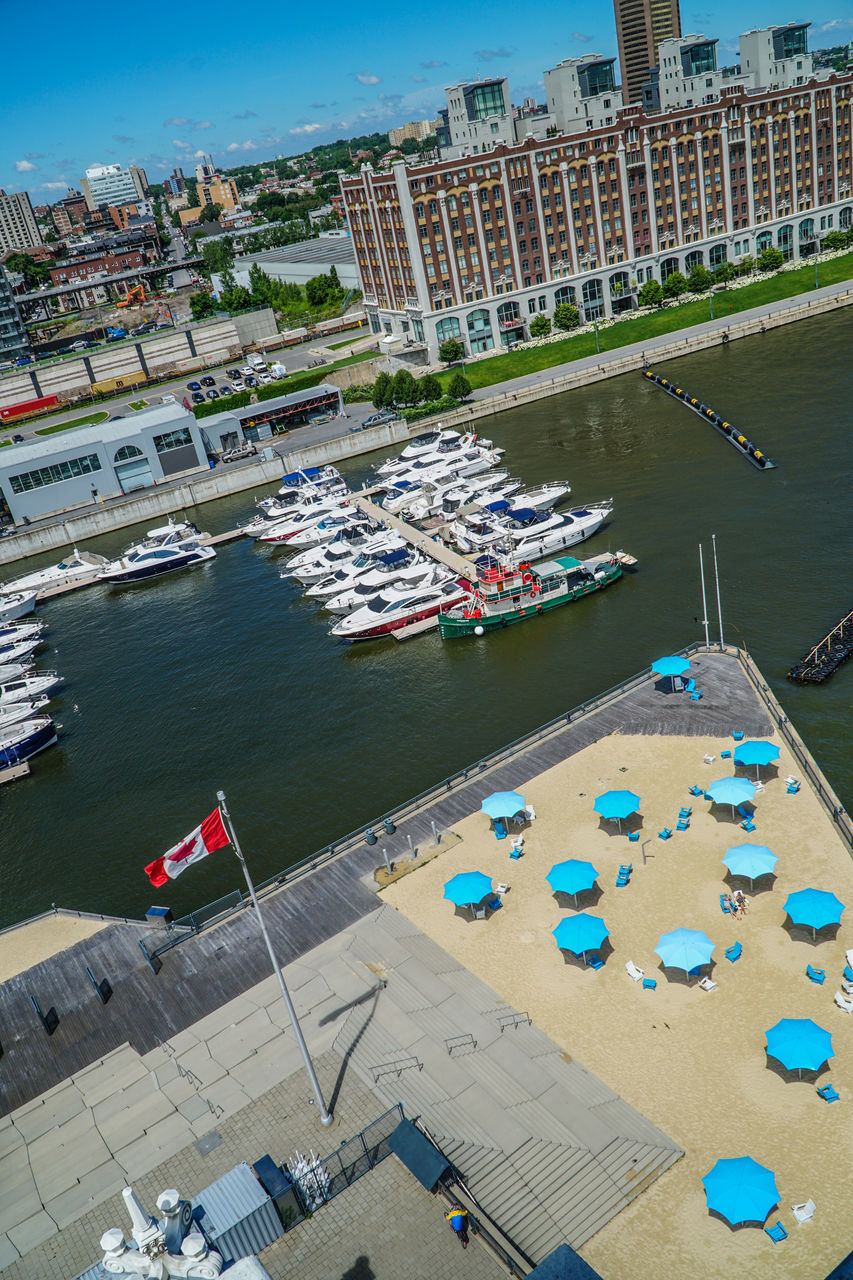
324 562 453 615
0 716 57 768
376 432 499 478
0 591 37 621
254 500 352 543
0 661 34 682
0 638 40 665
379 480 429 515
145 518 207 544
0 548 108 595
0 671 62 704
0 695 51 728
243 493 349 537
277 465 343 495
286 514 364 549
290 531 405 583
396 427 461 461
0 620 44 647
307 548 423 600
330 578 470 640
101 535 216 583
487 502 613 562
404 471 519 521
257 478 349 515
503 482 571 511
377 444 502 488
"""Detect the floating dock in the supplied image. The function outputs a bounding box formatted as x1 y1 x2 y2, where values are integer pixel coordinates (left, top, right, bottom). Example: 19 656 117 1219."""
353 492 475 578
788 606 853 683
0 761 31 785
643 371 776 470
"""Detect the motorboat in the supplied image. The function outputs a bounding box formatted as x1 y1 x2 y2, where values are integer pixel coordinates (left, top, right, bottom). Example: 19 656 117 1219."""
144 518 208 545
101 537 216 583
376 432 500 478
324 562 454 615
330 578 470 641
257 478 348 514
0 671 62 704
285 524 389 576
0 620 44 647
254 500 353 543
396 427 461 461
0 638 40 665
276 465 343 494
0 716 58 769
455 502 613 562
0 591 37 622
290 532 406 584
307 548 423 600
286 513 365 550
403 471 519 521
243 493 350 537
0 548 108 595
0 661 34 682
501 482 571 511
380 447 503 492
379 480 429 515
0 695 51 728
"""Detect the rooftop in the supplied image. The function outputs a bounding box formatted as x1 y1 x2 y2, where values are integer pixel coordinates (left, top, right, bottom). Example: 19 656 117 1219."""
0 404 194 466
241 238 355 269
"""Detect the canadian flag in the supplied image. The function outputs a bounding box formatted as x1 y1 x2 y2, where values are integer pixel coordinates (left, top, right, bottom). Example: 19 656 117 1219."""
145 808 230 888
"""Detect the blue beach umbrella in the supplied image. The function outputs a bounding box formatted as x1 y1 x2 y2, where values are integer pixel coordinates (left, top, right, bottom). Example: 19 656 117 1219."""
553 913 609 960
723 843 778 884
594 790 641 832
784 888 845 936
766 1018 834 1075
734 740 781 779
701 1156 779 1226
651 655 691 677
706 776 756 815
443 871 493 907
655 927 715 972
546 859 599 903
481 791 526 820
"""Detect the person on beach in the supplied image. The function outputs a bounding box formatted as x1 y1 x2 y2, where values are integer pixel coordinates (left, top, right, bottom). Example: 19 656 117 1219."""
446 1205 469 1248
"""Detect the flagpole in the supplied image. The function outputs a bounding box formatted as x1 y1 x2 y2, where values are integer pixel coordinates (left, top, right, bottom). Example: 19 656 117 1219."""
217 790 333 1127
711 533 725 650
698 543 710 649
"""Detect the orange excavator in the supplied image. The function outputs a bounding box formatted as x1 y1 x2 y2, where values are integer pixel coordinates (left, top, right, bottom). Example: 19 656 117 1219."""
117 283 146 308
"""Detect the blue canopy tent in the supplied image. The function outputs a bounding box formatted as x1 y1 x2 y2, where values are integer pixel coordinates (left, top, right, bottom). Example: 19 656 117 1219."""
651 654 691 691
654 928 715 974
701 1156 779 1226
783 888 845 938
722 843 778 886
546 860 599 905
593 789 641 833
765 1017 834 1077
553 914 609 964
443 871 493 910
733 740 781 779
705 776 756 818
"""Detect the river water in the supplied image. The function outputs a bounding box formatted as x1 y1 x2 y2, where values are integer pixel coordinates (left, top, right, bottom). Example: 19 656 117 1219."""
2 309 851 929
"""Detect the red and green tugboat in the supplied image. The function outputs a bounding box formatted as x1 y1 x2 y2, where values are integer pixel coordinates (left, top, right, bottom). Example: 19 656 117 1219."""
438 554 622 638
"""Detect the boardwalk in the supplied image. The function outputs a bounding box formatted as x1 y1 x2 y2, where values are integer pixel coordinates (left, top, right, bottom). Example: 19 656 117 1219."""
353 493 474 577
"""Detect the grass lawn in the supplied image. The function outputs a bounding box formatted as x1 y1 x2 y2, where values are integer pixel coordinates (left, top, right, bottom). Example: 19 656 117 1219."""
128 399 148 410
434 251 853 392
35 411 111 435
326 337 358 350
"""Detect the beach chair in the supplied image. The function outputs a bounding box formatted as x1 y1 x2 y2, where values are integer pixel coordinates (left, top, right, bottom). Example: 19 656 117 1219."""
732 730 744 741
846 949 853 970
833 992 853 1013
494 819 507 840
720 895 732 915
586 953 604 970
658 827 672 840
842 979 853 996
787 782 800 795
496 882 510 895
486 896 502 913
684 677 696 693
619 864 633 876
689 689 703 701
523 804 536 822
720 749 732 759
627 830 639 842
616 873 630 887
698 977 718 992
642 978 657 990
792 1200 816 1225
679 806 693 818
740 818 756 833
817 1084 840 1103
726 942 742 963
843 965 853 983
473 905 487 920
676 818 690 831
765 1221 788 1244
625 960 644 982
703 754 715 765
689 784 703 796
806 964 825 985
509 846 524 860
785 775 799 786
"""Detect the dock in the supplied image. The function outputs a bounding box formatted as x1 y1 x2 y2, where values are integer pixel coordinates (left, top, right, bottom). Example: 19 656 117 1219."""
788 605 853 683
353 492 475 578
393 615 440 641
644 370 776 470
0 761 31 785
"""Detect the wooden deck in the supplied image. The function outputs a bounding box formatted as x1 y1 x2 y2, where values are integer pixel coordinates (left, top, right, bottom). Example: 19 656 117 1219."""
0 650 772 1115
353 494 474 578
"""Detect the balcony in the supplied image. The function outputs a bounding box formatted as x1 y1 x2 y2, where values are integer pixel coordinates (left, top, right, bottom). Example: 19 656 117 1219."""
499 317 523 330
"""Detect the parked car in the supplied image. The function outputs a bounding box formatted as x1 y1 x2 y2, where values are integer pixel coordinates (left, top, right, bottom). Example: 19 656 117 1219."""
191 392 205 404
244 375 258 388
11 434 24 443
69 339 89 351
226 368 241 380
363 411 398 426
221 442 258 463
187 381 201 391
231 378 245 392
206 389 219 400
219 384 232 396
257 372 273 385
201 376 215 387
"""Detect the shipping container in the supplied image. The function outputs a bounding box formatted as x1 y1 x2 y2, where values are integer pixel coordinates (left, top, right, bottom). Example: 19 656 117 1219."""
0 394 60 422
90 371 147 395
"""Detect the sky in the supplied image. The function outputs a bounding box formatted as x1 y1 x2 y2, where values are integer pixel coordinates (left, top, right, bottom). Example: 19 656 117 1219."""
3 0 851 199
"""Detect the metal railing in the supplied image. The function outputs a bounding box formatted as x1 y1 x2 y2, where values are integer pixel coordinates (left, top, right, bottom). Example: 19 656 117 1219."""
372 1055 423 1083
295 1105 404 1206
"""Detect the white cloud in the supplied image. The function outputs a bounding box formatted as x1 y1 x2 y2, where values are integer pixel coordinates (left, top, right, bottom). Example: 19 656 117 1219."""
172 139 192 150
15 160 38 172
193 150 207 158
164 117 191 126
41 181 66 190
820 17 853 30
193 121 212 130
356 72 381 85
289 123 324 135
225 139 260 151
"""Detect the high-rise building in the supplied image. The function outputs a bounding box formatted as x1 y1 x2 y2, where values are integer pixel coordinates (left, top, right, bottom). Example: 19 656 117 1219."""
195 160 216 183
388 120 433 147
0 266 30 363
0 190 43 255
80 164 148 211
614 0 681 105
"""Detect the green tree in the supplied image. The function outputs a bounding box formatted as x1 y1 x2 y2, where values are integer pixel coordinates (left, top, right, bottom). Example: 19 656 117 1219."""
417 373 442 402
372 371 394 409
713 262 737 285
662 270 688 299
438 337 465 364
737 255 755 276
637 279 663 307
197 203 222 224
529 314 551 337
757 246 784 272
392 369 418 406
448 372 472 401
189 292 216 321
687 264 712 293
553 302 580 330
822 230 848 251
201 238 234 276
2 252 54 288
221 285 252 312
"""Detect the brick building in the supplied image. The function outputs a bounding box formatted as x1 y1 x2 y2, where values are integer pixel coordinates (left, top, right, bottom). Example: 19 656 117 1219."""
340 70 853 358
49 249 145 286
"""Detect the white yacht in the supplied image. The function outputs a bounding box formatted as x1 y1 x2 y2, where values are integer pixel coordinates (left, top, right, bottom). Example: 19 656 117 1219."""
288 531 404 583
0 620 44 647
101 525 216 583
254 499 353 543
257 479 349 517
330 578 470 641
0 638 40 666
0 671 62 705
324 563 453 615
306 547 424 600
286 514 364 550
0 695 50 729
276 465 343 495
243 493 350 538
454 502 613 562
0 592 37 622
0 548 108 596
376 432 499 478
382 446 502 491
403 471 519 521
0 661 34 682
0 716 57 768
396 427 461 461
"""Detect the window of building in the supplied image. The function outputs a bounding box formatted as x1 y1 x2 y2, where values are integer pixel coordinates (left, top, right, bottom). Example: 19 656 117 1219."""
153 428 193 453
114 445 144 463
10 453 102 494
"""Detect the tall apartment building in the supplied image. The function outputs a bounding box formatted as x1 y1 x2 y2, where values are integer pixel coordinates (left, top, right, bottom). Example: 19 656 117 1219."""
646 24 813 112
195 160 217 183
0 266 30 363
80 164 148 211
436 80 515 157
389 120 433 147
341 65 853 360
199 176 239 210
544 56 621 134
615 0 681 105
0 190 43 255
51 189 88 237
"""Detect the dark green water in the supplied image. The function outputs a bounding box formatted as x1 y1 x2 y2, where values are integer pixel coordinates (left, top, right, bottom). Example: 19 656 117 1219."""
2 309 851 928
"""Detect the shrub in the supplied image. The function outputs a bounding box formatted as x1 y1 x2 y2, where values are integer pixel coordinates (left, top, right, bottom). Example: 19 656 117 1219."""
392 369 418 406
448 372 472 401
637 279 663 307
687 264 712 293
529 314 552 337
438 337 465 364
757 246 784 272
417 373 442 402
662 271 688 299
553 302 580 331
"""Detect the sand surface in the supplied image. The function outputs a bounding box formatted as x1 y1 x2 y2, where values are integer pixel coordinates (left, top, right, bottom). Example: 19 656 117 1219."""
383 731 853 1280
0 914 106 982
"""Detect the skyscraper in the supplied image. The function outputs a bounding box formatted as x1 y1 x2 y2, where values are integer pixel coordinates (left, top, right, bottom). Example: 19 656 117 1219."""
614 0 681 105
0 266 30 363
0 190 43 255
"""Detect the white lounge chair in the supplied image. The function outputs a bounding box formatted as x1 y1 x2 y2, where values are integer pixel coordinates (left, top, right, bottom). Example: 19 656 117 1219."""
472 905 487 920
792 1199 815 1224
785 775 799 786
699 977 718 992
496 882 510 895
846 948 853 970
625 960 644 982
753 781 766 792
703 754 716 764
833 991 853 1013
842 979 853 996
524 804 536 822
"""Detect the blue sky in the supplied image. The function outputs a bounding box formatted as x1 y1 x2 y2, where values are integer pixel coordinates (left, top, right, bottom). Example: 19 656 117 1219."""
3 1 851 199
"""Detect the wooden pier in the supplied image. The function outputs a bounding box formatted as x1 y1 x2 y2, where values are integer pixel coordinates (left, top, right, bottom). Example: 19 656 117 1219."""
353 493 475 578
0 761 31 785
788 605 853 683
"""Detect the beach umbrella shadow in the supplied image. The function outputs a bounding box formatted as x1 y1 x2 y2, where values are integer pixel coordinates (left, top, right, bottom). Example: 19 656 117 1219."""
597 811 644 836
781 919 841 946
764 1055 830 1084
708 1209 777 1233
723 872 777 896
560 937 613 969
553 884 604 910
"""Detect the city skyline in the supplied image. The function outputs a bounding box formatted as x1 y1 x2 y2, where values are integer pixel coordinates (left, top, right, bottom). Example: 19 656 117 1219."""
3 0 851 197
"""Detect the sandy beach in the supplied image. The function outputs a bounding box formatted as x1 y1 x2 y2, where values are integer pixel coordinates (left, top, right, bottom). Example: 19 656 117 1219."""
383 730 853 1279
0 914 106 983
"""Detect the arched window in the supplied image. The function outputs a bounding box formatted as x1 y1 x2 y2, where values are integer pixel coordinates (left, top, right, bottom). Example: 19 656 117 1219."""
467 308 494 353
609 270 632 313
554 284 576 307
660 257 679 279
114 445 144 463
798 217 815 242
840 206 852 231
756 230 773 253
496 301 521 324
581 278 604 320
777 224 793 259
685 249 703 271
435 316 461 343
709 243 727 268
